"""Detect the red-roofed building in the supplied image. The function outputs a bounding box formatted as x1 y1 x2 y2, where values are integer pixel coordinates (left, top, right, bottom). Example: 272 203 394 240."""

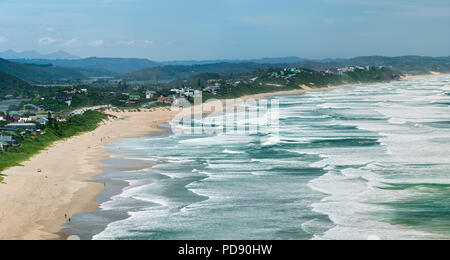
328 70 343 76
157 97 175 104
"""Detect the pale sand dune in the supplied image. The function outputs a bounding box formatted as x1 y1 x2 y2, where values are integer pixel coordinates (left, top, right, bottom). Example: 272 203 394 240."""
400 72 450 81
0 76 442 240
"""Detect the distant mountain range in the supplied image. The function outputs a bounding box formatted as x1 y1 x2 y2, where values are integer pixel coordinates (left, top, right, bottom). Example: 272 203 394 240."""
0 50 80 60
159 57 310 66
159 57 346 66
10 56 310 75
123 56 450 82
1 51 337 67
4 52 340 76
0 52 449 84
11 57 160 75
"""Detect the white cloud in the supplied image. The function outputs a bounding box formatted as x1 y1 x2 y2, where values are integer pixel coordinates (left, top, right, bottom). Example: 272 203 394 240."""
144 40 153 45
63 38 79 46
89 40 104 47
0 36 7 44
38 37 57 45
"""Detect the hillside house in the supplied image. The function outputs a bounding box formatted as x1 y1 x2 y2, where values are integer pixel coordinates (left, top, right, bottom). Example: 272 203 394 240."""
129 95 141 101
142 101 158 108
157 97 175 104
126 94 141 104
2 123 37 131
0 135 16 147
18 117 33 123
36 118 49 125
204 85 221 95
146 90 156 99
55 92 73 102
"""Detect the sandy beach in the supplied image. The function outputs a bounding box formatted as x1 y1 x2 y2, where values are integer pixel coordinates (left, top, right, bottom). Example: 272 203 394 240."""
0 108 179 240
0 74 446 240
400 71 450 80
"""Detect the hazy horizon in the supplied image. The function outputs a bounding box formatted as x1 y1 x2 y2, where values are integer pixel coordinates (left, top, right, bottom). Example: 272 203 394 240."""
2 48 450 62
0 0 449 60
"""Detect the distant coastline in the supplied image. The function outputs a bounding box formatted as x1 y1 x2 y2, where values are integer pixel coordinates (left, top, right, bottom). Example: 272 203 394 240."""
0 72 448 240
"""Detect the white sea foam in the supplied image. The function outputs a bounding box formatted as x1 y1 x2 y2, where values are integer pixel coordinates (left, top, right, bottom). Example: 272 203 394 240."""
92 75 450 240
307 76 450 240
261 135 280 146
223 149 245 154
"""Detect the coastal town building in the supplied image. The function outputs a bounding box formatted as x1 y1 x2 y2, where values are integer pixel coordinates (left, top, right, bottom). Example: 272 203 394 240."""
127 94 141 104
2 123 37 131
0 135 14 144
157 97 175 104
36 118 49 125
0 135 16 151
18 117 33 123
146 90 156 99
204 84 221 95
142 101 158 108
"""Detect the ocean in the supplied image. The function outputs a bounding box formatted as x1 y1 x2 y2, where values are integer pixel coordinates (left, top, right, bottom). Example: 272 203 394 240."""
63 75 450 240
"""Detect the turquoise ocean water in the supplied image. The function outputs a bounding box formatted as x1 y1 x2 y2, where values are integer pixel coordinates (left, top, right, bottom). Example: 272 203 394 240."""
70 76 450 240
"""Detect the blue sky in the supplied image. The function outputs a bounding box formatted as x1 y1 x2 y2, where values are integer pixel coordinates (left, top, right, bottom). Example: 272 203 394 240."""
0 0 449 60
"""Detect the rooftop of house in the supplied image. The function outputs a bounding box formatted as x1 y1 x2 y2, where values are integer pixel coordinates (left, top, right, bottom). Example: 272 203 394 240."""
0 136 13 142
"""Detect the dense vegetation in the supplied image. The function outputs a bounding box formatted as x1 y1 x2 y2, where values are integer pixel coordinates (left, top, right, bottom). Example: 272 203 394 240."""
0 58 85 84
0 111 109 183
207 67 401 100
122 63 281 82
294 56 450 75
0 70 37 100
3 55 449 84
12 57 161 75
326 56 450 75
119 56 450 82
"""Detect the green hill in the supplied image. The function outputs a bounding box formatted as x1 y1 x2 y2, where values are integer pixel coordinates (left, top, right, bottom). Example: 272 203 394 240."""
294 56 450 75
342 56 450 75
12 57 160 75
0 70 35 100
0 58 86 84
122 63 281 81
123 56 450 82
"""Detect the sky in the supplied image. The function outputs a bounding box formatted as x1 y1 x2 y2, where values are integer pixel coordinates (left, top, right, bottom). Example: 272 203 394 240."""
0 0 449 61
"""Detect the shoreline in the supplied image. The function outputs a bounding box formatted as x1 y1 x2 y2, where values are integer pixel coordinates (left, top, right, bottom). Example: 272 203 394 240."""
0 73 447 240
0 108 178 240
